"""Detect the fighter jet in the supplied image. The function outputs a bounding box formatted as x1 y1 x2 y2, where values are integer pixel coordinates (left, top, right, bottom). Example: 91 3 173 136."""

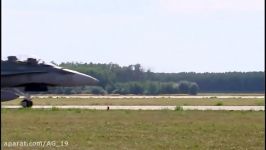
1 56 99 107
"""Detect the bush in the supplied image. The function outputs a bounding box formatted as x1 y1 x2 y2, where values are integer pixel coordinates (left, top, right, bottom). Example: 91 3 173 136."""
129 83 144 95
175 106 183 111
159 82 178 94
216 101 223 106
91 87 106 95
178 81 190 94
189 82 199 95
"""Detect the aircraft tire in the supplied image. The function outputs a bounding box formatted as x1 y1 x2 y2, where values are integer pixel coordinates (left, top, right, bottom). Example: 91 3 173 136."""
28 100 33 107
21 99 33 108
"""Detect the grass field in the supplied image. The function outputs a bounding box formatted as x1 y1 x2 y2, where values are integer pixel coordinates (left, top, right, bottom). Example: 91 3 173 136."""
1 109 265 150
1 97 264 106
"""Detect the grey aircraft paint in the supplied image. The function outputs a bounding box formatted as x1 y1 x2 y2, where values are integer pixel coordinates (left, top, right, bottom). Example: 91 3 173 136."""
1 56 99 107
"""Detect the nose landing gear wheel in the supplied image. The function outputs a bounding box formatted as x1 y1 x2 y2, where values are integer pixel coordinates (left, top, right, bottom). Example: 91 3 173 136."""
21 99 33 108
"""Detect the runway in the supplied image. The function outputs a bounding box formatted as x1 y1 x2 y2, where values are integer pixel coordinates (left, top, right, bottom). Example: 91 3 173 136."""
30 95 264 99
1 105 264 111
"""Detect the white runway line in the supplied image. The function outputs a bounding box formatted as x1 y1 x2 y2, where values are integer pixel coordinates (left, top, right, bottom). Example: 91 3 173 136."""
30 95 265 99
182 106 264 111
1 105 264 111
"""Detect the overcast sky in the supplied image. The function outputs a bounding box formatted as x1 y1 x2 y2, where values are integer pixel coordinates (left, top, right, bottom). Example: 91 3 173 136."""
2 0 264 73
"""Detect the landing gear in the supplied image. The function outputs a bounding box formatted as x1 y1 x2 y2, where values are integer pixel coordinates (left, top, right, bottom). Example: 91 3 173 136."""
7 88 34 108
21 99 33 108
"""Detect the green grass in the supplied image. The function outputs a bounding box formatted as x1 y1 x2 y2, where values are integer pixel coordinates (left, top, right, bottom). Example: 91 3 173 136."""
175 106 184 111
1 109 265 150
1 98 265 106
216 101 224 106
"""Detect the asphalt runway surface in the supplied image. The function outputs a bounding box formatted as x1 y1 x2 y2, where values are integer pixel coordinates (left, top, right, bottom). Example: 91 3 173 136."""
1 105 264 111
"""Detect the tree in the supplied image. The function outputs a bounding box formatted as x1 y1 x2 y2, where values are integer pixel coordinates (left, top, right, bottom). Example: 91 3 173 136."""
91 87 106 95
146 82 160 95
58 62 264 94
189 82 199 95
178 81 190 94
129 83 144 95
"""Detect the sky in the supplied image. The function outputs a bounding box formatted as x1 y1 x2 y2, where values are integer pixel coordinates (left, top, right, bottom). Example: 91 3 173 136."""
2 0 265 73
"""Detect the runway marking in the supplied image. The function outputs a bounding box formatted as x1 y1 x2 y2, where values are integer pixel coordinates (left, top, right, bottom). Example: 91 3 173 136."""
1 105 264 111
29 95 264 99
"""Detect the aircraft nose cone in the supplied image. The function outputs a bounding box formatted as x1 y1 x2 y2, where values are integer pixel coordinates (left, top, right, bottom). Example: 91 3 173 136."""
72 73 99 86
63 69 99 86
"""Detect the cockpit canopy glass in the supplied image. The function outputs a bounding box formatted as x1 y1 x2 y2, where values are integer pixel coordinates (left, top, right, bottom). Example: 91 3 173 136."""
2 55 61 68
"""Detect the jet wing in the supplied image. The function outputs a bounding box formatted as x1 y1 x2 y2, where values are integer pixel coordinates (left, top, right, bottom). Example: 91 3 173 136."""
1 89 20 101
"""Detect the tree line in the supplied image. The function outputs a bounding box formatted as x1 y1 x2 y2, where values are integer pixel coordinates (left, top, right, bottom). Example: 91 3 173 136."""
48 62 264 95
